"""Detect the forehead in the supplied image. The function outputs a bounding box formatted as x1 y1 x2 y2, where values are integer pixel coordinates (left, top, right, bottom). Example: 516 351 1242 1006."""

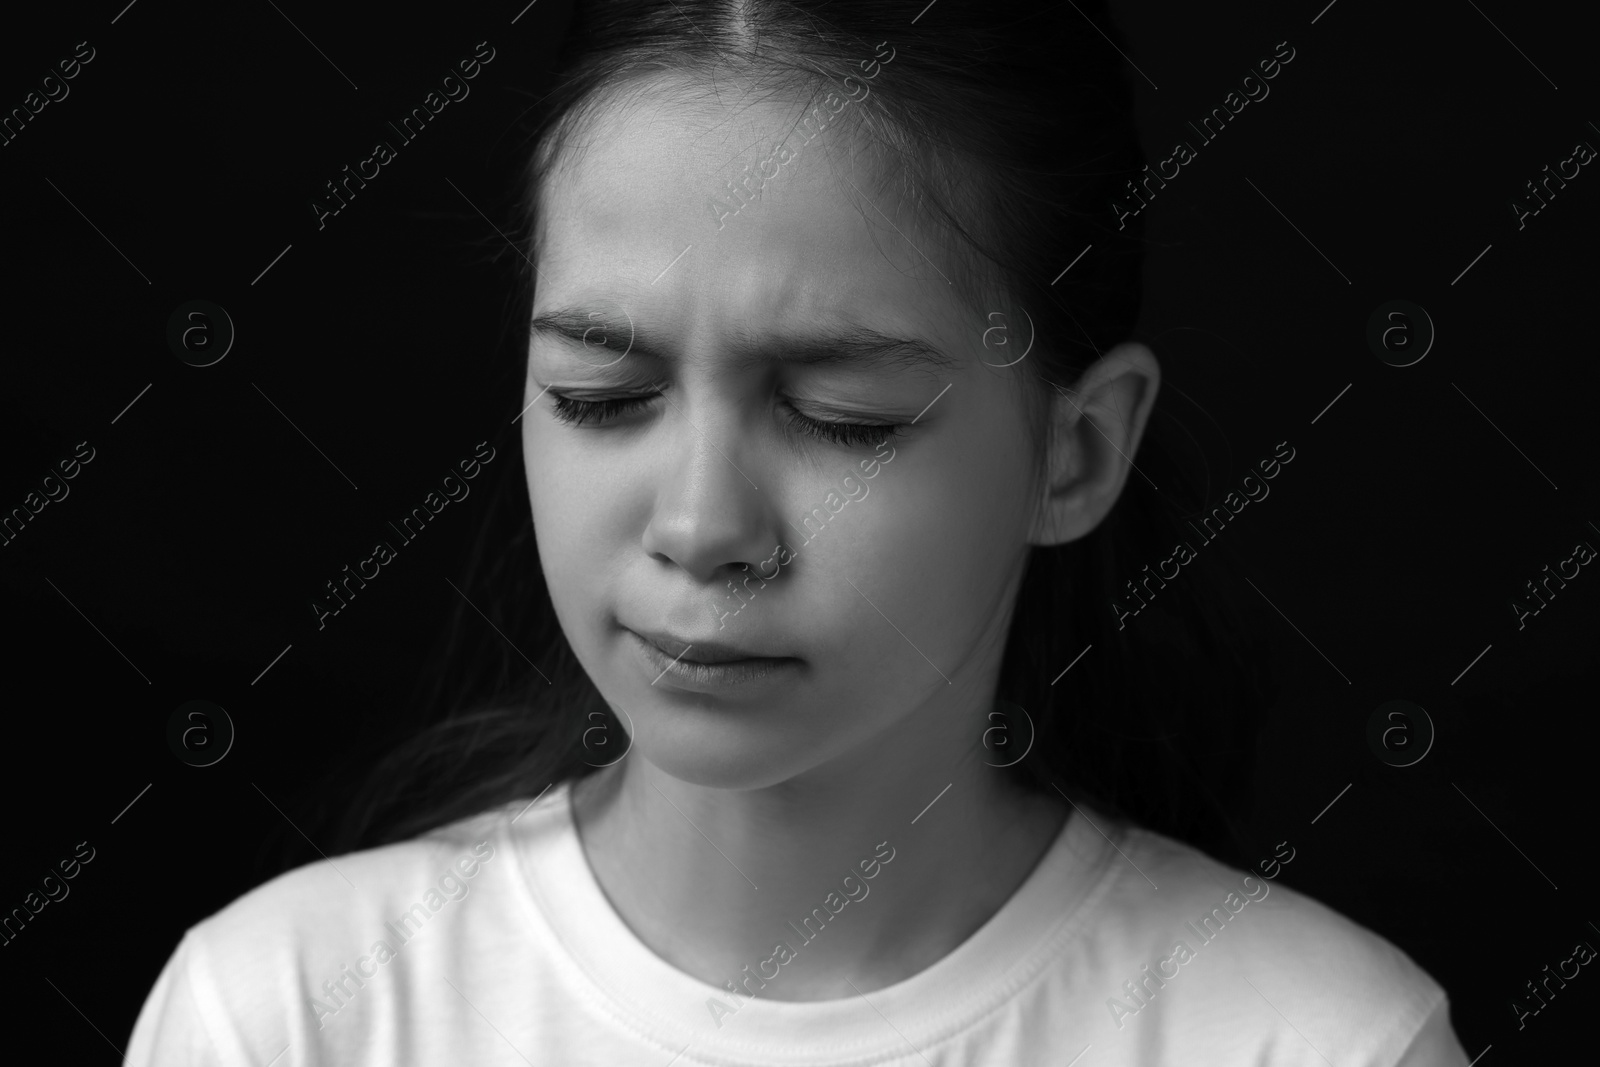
533 77 972 349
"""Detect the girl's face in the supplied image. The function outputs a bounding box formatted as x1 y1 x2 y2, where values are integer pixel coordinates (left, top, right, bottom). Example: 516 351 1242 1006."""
523 83 1046 791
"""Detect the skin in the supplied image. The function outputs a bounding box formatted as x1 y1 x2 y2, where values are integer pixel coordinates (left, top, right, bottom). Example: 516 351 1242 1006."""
520 77 1160 1002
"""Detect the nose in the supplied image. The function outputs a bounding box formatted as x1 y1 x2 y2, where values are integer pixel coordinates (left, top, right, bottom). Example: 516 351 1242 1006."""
640 401 783 587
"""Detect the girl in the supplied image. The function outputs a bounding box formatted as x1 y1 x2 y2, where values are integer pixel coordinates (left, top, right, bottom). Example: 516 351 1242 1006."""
129 1 1470 1063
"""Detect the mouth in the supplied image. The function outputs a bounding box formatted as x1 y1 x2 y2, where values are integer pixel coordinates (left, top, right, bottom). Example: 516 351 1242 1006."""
631 629 790 664
625 627 802 690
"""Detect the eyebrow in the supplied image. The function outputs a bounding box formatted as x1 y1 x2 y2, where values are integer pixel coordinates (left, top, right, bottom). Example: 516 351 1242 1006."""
528 306 959 376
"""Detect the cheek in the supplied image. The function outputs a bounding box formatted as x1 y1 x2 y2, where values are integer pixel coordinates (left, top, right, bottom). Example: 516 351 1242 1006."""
524 424 626 620
522 421 567 542
524 416 630 529
821 445 1028 669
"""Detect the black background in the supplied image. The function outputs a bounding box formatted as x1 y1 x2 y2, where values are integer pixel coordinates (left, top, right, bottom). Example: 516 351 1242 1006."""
1 0 1594 1062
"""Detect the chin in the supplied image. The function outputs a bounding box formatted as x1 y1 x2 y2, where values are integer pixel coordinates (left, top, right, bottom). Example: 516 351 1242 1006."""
625 714 829 792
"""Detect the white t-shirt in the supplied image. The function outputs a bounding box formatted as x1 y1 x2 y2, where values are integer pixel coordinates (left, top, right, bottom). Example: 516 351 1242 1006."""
127 782 1470 1066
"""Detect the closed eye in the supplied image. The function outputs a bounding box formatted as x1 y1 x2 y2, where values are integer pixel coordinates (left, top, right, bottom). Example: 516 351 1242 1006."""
544 391 903 449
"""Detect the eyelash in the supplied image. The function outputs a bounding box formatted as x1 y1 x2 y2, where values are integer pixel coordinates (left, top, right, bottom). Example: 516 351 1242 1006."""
545 391 904 449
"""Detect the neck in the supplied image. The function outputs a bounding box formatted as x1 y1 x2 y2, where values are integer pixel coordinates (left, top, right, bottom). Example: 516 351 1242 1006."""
571 717 1069 1003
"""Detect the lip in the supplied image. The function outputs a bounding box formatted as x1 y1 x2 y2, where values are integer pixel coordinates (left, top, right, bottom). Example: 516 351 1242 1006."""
631 628 787 664
626 629 801 691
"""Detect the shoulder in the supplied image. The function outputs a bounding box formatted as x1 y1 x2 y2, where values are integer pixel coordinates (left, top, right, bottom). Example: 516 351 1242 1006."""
126 804 523 1065
1079 821 1454 1066
194 805 510 955
1111 824 1434 980
175 804 516 1021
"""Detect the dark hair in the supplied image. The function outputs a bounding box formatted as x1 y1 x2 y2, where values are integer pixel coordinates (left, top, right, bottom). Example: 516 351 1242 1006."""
330 0 1277 867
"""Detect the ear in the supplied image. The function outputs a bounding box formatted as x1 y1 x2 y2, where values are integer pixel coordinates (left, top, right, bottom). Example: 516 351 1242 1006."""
1028 342 1160 547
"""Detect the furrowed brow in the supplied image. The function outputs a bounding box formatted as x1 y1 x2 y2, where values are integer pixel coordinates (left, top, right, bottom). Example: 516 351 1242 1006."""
529 306 958 376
